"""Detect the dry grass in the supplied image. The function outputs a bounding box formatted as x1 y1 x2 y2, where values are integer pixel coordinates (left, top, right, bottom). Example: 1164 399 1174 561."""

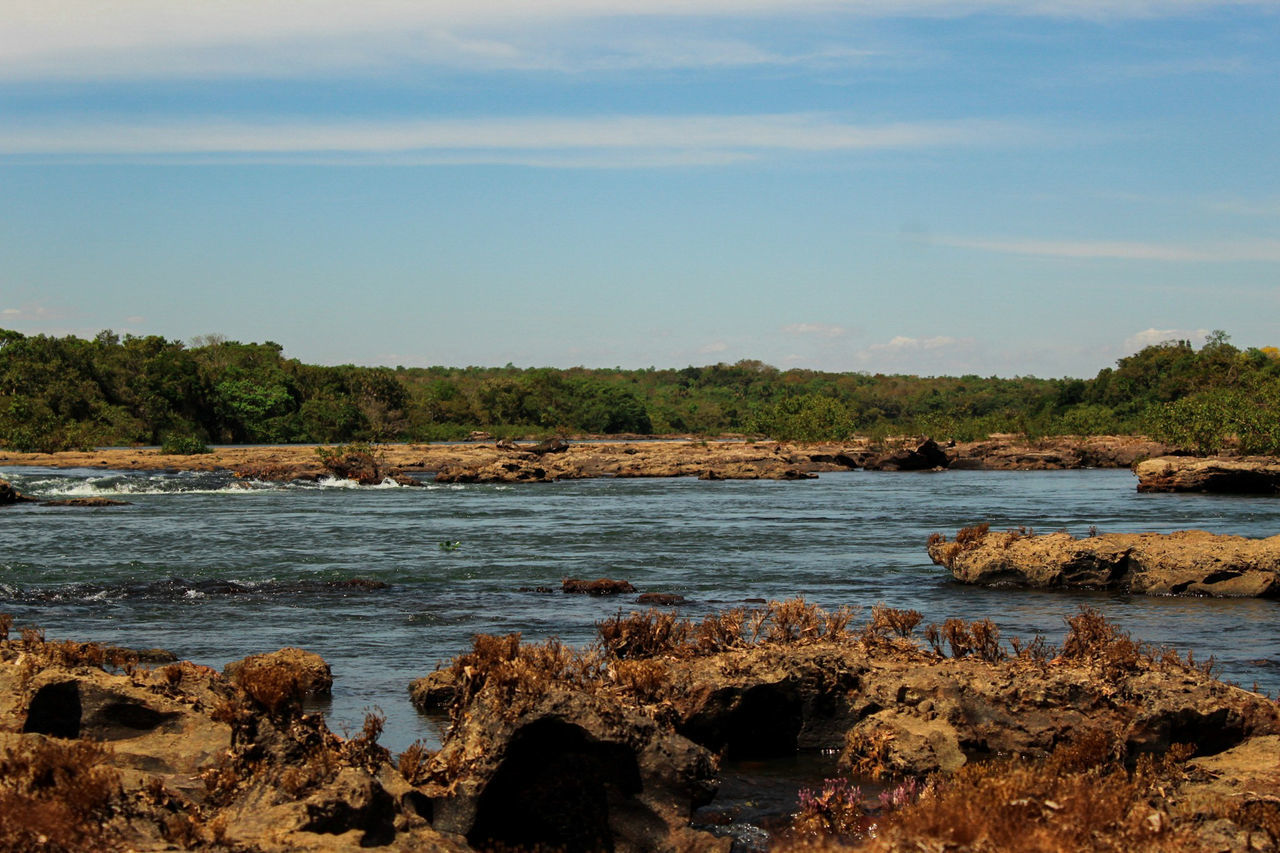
781 732 1202 853
864 734 1199 853
397 740 434 786
0 738 122 853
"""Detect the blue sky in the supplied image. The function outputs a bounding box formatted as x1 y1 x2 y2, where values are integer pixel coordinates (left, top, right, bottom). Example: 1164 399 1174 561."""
1 1 1277 378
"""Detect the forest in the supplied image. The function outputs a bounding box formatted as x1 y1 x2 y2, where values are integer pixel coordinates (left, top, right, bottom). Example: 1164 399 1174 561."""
2 327 1278 454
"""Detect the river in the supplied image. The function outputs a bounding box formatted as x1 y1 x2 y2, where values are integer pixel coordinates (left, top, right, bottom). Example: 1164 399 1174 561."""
2 466 1278 757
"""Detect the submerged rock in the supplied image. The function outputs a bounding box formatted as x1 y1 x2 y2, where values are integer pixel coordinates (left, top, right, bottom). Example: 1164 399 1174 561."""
1135 455 1280 494
40 497 131 507
929 526 1280 597
0 478 35 505
563 577 638 595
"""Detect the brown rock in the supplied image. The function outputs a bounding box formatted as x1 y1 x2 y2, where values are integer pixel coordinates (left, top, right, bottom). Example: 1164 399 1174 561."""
863 438 950 471
636 593 688 606
224 647 334 698
1135 455 1280 494
563 578 638 595
929 527 1280 597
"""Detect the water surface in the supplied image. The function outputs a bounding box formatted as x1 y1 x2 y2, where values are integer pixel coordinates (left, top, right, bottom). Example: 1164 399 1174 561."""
3 466 1278 753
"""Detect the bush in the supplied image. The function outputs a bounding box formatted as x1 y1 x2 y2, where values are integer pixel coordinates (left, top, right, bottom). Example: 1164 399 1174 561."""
160 434 211 455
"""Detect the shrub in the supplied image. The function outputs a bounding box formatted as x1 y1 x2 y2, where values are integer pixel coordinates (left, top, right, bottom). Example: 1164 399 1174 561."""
160 433 211 455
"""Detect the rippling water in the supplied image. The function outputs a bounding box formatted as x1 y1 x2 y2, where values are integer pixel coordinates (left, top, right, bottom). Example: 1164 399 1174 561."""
2 465 1278 754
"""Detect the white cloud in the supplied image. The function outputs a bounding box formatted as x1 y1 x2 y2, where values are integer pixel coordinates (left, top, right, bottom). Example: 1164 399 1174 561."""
0 114 1033 165
700 340 730 354
782 322 847 338
0 0 1264 80
940 236 1280 263
1123 328 1212 351
868 335 967 352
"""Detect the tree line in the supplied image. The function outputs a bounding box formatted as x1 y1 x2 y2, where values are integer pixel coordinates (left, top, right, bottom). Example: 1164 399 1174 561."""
2 328 1277 453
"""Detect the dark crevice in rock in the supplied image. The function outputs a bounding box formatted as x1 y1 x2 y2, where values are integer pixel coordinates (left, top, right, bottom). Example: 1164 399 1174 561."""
680 683 804 760
467 718 642 853
24 681 82 738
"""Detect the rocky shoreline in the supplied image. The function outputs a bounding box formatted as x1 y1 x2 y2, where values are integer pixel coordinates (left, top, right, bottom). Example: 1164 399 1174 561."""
1136 455 1280 494
0 434 1172 485
929 526 1280 598
2 603 1278 851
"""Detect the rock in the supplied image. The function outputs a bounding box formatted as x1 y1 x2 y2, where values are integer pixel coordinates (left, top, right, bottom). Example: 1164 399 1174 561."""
224 647 334 699
39 497 131 507
423 686 726 853
1135 455 1280 494
326 578 391 590
563 578 638 595
948 434 1170 470
636 593 687 606
0 478 35 505
929 527 1280 597
408 669 458 714
863 438 950 471
526 437 571 455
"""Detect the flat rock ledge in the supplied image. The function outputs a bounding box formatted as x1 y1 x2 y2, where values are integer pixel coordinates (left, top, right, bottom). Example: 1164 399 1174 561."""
1135 455 1280 494
930 527 1280 597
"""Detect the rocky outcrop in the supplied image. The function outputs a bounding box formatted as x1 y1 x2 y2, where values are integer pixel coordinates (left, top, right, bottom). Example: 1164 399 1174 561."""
862 438 950 471
1135 455 1280 494
0 435 1174 480
929 526 1280 597
0 634 463 852
412 601 1280 850
949 434 1170 470
5 603 1279 852
423 687 725 853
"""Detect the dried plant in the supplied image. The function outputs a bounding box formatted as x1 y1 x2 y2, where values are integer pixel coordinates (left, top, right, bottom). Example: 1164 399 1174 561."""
597 609 690 659
867 604 923 639
0 738 122 853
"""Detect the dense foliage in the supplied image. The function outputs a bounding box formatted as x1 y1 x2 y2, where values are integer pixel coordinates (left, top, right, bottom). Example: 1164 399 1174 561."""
2 328 1277 452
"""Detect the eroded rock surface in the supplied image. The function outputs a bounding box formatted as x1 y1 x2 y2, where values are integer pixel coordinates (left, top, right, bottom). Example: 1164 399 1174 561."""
1136 454 1280 494
929 526 1280 597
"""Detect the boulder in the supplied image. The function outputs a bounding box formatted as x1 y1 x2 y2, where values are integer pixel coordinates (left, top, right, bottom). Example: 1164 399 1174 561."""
929 527 1280 597
1135 455 1280 494
224 647 334 699
863 438 950 471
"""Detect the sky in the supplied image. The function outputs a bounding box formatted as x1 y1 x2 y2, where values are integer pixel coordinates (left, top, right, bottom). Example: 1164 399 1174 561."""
1 1 1278 379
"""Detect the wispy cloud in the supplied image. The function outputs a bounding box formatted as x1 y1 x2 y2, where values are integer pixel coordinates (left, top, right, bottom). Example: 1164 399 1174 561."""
0 1 1267 80
0 114 1036 166
782 322 848 338
940 236 1280 263
867 335 969 352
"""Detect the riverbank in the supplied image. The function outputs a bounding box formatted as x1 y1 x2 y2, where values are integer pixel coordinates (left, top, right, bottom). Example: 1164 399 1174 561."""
0 434 1170 482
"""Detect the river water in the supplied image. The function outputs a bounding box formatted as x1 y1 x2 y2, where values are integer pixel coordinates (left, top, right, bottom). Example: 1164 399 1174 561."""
2 466 1278 757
